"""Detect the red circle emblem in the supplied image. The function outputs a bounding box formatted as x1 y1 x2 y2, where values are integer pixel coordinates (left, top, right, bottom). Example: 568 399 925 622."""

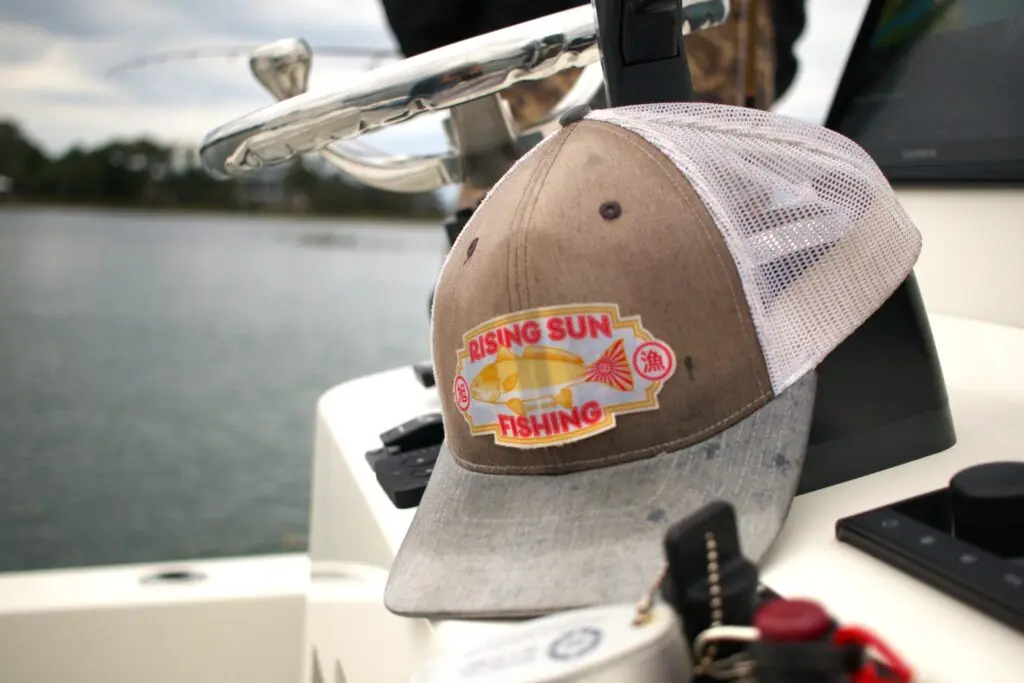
633 341 675 382
453 375 472 411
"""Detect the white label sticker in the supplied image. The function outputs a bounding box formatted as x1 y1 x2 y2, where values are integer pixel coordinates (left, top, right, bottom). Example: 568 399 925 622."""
452 303 676 449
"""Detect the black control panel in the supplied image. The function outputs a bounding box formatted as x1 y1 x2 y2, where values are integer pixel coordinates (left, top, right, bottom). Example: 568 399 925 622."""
373 443 442 508
669 501 908 683
365 412 445 508
412 361 435 388
836 461 1024 634
378 412 444 452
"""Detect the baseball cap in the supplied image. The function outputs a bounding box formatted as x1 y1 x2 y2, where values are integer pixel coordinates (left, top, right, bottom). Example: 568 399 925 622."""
384 102 922 619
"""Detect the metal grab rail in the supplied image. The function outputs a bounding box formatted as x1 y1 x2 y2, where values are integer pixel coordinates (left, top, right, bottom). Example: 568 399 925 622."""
307 65 605 193
199 1 728 187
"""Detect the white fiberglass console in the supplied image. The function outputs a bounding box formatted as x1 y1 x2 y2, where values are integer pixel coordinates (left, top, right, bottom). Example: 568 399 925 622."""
306 186 1024 683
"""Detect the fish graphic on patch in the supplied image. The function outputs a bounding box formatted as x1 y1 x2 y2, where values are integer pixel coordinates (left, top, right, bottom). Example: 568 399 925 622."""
469 338 634 416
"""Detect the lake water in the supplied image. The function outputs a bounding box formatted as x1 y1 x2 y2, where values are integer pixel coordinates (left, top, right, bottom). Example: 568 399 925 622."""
0 206 446 572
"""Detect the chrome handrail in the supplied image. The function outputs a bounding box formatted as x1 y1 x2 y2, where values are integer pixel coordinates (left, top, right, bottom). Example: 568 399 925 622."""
201 0 728 188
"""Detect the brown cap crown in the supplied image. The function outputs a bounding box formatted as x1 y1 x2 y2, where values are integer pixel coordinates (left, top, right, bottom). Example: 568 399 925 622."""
431 119 774 475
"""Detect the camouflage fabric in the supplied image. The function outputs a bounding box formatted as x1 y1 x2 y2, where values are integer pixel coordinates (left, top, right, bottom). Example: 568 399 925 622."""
457 0 778 209
687 0 776 108
457 70 586 208
504 70 586 129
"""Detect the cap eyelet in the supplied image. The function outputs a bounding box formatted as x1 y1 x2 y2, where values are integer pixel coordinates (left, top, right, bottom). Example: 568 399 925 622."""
465 237 479 263
559 104 592 127
599 201 622 220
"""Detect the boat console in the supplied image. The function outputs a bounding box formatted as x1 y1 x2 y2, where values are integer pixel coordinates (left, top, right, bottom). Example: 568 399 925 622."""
0 2 1020 683
156 0 1024 681
3 3 1024 683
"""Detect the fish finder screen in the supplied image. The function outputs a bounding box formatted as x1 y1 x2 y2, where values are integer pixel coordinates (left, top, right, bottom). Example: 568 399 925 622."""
826 0 1024 181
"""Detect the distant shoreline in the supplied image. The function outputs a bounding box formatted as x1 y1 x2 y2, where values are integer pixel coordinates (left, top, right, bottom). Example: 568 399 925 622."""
0 198 446 226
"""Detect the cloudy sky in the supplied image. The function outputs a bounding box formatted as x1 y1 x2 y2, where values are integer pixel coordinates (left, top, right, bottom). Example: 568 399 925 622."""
1 0 870 158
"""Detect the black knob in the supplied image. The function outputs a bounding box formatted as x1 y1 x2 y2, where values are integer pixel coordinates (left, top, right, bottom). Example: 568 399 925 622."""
949 461 1024 558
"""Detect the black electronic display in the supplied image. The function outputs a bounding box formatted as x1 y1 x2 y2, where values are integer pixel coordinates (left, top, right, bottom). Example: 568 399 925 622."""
826 0 1024 182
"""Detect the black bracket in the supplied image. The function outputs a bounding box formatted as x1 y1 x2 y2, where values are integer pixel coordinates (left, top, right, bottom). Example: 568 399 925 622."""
592 0 695 107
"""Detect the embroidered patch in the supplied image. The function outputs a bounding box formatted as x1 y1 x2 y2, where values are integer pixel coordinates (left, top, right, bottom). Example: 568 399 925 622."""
451 303 677 448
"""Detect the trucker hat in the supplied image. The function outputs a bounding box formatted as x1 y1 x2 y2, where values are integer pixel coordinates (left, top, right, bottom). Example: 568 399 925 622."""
384 102 922 619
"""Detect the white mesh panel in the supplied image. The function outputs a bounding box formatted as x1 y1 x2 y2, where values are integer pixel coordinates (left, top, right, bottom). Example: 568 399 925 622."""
587 103 922 393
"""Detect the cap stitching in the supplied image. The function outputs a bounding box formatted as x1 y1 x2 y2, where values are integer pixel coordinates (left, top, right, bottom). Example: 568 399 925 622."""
583 120 768 396
429 138 553 372
428 136 562 450
506 129 572 311
451 392 770 474
435 137 554 289
519 124 580 309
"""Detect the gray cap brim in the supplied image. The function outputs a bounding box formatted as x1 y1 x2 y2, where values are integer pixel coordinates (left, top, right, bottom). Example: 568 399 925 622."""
384 372 817 620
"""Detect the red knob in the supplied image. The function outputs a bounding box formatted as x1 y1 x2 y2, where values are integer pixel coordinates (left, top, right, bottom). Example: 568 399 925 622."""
754 598 833 643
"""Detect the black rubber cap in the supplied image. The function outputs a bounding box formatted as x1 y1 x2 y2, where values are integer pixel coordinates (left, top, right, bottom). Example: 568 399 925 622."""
559 104 592 127
950 461 1024 556
755 598 833 643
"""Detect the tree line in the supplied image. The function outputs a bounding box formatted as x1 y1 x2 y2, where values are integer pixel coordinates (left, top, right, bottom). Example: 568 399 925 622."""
0 119 445 219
